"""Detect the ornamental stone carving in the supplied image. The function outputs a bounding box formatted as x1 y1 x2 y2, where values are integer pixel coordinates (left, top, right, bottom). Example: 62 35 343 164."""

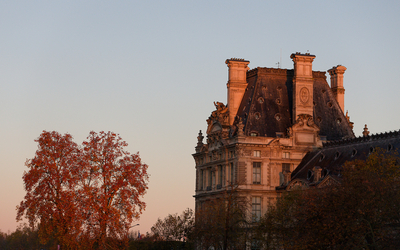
300 87 309 104
206 101 230 135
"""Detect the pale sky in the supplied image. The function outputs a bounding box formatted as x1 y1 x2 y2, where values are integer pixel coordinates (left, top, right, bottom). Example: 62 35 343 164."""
1 0 400 234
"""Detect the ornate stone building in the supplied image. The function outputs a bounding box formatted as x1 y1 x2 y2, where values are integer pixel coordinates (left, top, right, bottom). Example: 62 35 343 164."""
193 53 355 220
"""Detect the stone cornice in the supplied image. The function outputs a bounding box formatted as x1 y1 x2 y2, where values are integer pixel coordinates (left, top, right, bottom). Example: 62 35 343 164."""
323 130 400 148
312 71 327 79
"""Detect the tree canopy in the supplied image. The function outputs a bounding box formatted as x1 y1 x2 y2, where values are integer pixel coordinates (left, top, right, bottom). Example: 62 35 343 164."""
193 184 251 250
17 131 149 249
150 208 194 242
256 147 400 250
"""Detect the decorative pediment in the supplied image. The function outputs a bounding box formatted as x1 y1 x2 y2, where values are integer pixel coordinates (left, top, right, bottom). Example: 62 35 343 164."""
316 175 340 188
206 101 230 139
288 114 321 145
292 114 320 131
286 178 309 191
210 123 222 133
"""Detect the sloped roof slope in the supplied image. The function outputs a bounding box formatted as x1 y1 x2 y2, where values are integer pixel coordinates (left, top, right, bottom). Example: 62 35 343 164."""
290 130 400 183
233 68 354 140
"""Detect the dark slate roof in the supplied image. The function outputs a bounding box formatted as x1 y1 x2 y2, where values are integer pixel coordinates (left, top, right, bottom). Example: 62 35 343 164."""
233 67 354 140
290 130 400 183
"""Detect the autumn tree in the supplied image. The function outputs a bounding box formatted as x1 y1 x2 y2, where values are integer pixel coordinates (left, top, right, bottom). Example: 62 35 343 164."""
80 131 149 249
17 131 149 249
16 131 81 248
150 208 194 242
256 148 400 250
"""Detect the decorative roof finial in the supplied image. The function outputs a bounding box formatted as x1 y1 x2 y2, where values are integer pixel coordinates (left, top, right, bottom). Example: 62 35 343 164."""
345 111 354 129
197 130 204 145
362 124 370 137
195 130 204 153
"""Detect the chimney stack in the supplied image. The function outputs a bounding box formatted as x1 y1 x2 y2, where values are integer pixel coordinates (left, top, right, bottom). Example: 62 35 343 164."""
225 58 250 125
290 52 316 122
328 65 347 113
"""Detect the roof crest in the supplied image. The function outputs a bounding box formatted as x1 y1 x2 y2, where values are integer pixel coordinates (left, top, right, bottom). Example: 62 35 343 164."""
323 129 400 148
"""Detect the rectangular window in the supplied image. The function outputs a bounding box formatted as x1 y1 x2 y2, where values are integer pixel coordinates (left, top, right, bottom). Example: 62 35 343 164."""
252 197 261 222
212 171 216 188
218 166 223 185
208 169 212 189
251 239 261 250
203 170 207 190
282 163 290 172
280 163 291 185
253 162 261 184
199 170 203 190
230 163 234 184
253 150 261 157
283 152 290 159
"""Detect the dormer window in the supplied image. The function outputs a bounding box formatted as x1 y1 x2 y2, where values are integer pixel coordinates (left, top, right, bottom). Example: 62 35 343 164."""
307 170 313 180
283 152 290 159
369 146 375 155
322 169 329 178
334 152 340 160
250 132 258 137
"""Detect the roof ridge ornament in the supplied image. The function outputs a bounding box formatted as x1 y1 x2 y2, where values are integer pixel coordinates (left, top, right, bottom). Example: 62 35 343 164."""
363 124 370 137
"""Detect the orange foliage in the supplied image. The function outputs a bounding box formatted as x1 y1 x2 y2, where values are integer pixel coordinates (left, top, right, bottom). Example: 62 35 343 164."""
17 131 149 249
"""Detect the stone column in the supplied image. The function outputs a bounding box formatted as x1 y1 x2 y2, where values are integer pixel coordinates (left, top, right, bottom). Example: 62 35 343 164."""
225 58 250 125
328 65 347 113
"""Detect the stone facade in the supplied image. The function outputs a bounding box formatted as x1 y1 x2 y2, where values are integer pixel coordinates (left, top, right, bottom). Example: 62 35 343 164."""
193 53 354 219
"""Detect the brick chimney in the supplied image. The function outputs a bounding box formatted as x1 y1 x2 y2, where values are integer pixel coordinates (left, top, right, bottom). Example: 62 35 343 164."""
328 65 347 113
225 58 250 125
290 53 316 122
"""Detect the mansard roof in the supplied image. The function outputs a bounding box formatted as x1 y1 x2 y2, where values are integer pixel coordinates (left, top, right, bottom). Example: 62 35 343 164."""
233 67 354 140
290 130 400 184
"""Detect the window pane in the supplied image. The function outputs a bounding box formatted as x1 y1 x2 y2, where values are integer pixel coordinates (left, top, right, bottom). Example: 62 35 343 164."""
230 163 234 183
253 162 261 184
218 166 223 185
282 163 290 172
283 152 290 159
252 197 261 222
